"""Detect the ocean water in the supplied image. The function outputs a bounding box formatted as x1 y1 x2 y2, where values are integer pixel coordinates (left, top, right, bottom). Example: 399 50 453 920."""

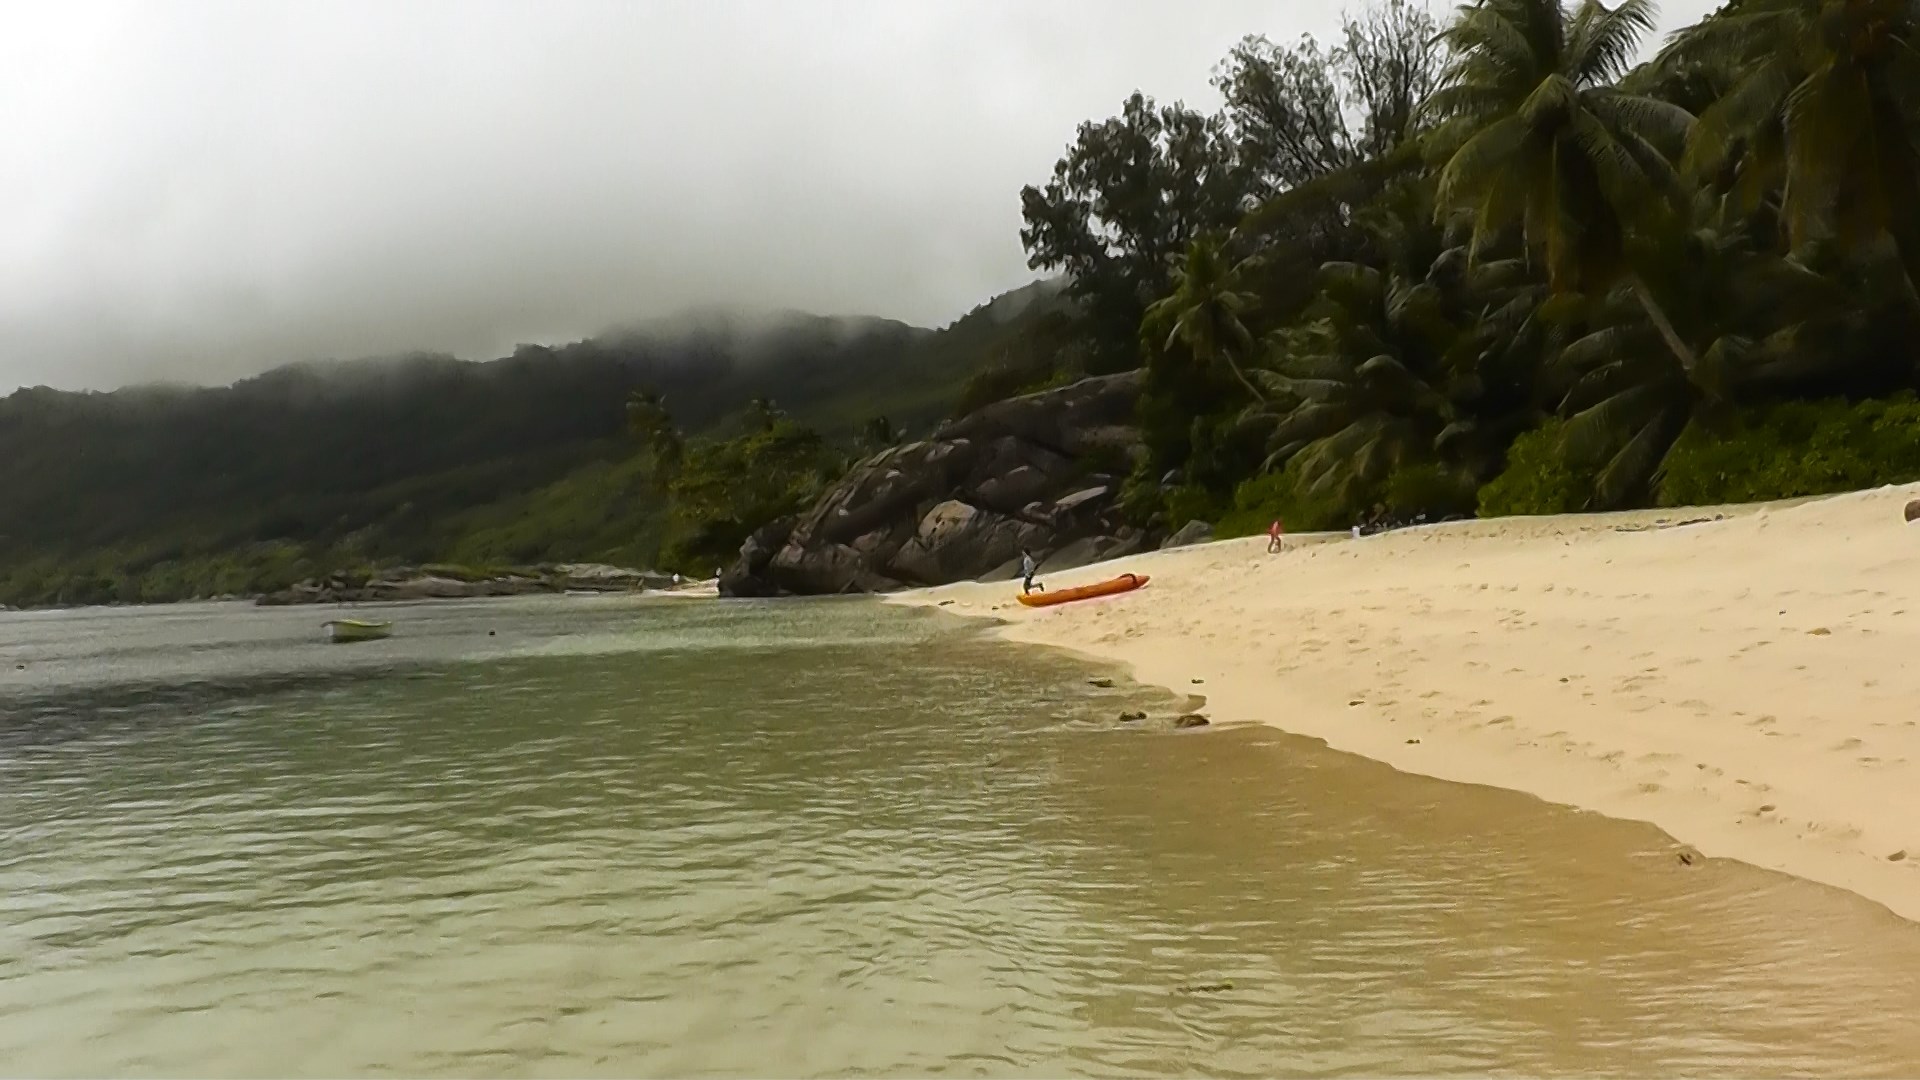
3 595 1920 1077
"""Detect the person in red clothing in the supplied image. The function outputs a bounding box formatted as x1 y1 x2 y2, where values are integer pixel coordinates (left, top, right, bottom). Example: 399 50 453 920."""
1267 518 1286 553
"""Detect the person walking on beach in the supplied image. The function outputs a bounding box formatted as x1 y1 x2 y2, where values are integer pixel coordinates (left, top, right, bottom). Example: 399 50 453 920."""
1267 518 1286 554
1020 548 1043 595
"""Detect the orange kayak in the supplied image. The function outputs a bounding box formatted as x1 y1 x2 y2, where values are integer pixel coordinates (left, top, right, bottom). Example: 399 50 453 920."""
1017 572 1149 608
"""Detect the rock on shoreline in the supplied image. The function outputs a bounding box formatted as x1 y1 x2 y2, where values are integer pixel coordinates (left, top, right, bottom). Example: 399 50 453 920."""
722 372 1160 597
255 563 674 606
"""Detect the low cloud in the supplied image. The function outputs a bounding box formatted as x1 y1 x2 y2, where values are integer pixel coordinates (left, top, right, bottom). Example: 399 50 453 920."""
0 0 1723 391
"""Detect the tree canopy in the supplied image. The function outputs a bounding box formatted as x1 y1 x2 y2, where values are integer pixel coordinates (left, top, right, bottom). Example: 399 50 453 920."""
1019 0 1920 531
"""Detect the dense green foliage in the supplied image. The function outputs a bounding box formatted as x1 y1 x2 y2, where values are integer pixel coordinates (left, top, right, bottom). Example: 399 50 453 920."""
0 305 1052 607
1020 0 1920 535
654 413 849 575
13 0 1920 608
1658 396 1920 507
1477 420 1600 516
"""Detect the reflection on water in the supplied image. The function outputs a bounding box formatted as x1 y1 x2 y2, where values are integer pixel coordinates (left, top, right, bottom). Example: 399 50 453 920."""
2 596 1919 1077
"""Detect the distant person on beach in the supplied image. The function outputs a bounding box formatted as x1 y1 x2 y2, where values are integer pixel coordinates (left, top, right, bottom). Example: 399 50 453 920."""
1020 549 1043 595
1267 518 1285 554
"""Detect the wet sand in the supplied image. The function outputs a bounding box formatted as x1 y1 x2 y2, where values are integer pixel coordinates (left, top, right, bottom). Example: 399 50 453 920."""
896 484 1920 924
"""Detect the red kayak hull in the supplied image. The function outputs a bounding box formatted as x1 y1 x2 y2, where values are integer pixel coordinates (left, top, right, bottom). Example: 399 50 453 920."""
1016 573 1149 608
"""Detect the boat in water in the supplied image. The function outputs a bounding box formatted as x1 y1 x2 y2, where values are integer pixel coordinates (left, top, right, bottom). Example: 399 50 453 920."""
322 619 393 644
1016 573 1149 608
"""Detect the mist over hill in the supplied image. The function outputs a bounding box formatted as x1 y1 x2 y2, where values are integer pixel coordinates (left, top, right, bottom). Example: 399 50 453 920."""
0 281 1070 607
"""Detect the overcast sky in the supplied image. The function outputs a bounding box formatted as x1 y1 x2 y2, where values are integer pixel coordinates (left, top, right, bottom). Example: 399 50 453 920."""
0 0 1722 392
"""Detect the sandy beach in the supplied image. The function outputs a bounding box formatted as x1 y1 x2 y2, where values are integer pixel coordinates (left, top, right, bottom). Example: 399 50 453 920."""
895 483 1920 924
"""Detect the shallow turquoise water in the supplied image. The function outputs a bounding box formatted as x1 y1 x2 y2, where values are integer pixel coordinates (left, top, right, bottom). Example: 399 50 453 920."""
3 595 1920 1077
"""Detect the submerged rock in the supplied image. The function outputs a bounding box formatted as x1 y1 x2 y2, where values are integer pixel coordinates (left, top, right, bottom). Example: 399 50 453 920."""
1174 714 1210 729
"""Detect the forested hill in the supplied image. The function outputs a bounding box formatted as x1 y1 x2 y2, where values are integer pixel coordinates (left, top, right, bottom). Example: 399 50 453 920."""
0 284 1066 607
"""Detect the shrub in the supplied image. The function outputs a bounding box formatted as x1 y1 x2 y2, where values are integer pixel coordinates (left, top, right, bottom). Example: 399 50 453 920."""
1116 459 1168 527
1477 419 1594 517
951 357 1064 418
1384 462 1479 519
1163 484 1227 530
1658 395 1920 507
1215 461 1349 537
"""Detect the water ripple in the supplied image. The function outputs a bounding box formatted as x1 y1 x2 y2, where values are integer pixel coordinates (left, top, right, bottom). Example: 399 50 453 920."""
3 599 1920 1076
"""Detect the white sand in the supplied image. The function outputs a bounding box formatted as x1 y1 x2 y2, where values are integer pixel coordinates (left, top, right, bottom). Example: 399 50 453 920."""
894 485 1920 922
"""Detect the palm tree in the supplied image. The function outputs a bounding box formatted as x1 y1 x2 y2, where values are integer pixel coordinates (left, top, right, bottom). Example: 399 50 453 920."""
1548 195 1846 504
1656 0 1920 283
1252 189 1473 505
745 397 784 433
625 389 684 487
1256 313 1459 507
1251 177 1549 500
1142 235 1268 402
859 415 897 453
1424 0 1698 364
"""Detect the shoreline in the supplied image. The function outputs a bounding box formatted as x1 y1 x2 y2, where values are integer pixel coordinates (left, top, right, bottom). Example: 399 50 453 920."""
891 485 1920 925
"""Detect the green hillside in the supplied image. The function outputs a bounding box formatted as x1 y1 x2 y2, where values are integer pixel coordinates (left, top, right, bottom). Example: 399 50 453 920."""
0 287 1065 607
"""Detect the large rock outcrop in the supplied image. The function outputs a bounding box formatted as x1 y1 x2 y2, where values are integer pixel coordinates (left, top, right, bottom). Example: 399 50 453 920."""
721 372 1157 596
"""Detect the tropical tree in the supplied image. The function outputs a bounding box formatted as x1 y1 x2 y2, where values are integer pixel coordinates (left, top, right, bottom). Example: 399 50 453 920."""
1546 196 1847 504
1214 1 1443 199
1020 92 1249 371
625 389 683 487
1251 201 1475 507
745 397 784 433
1141 235 1268 402
1423 0 1698 363
860 415 898 453
1656 0 1920 284
1246 175 1548 498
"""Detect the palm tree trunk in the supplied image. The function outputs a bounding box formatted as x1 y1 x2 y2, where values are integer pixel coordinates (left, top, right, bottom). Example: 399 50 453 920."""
1222 351 1267 404
1630 277 1697 372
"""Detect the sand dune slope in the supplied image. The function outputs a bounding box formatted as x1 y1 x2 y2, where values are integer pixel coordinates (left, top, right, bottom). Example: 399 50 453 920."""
897 485 1920 922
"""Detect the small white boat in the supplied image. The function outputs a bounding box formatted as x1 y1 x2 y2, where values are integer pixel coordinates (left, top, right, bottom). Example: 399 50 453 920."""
323 619 393 644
